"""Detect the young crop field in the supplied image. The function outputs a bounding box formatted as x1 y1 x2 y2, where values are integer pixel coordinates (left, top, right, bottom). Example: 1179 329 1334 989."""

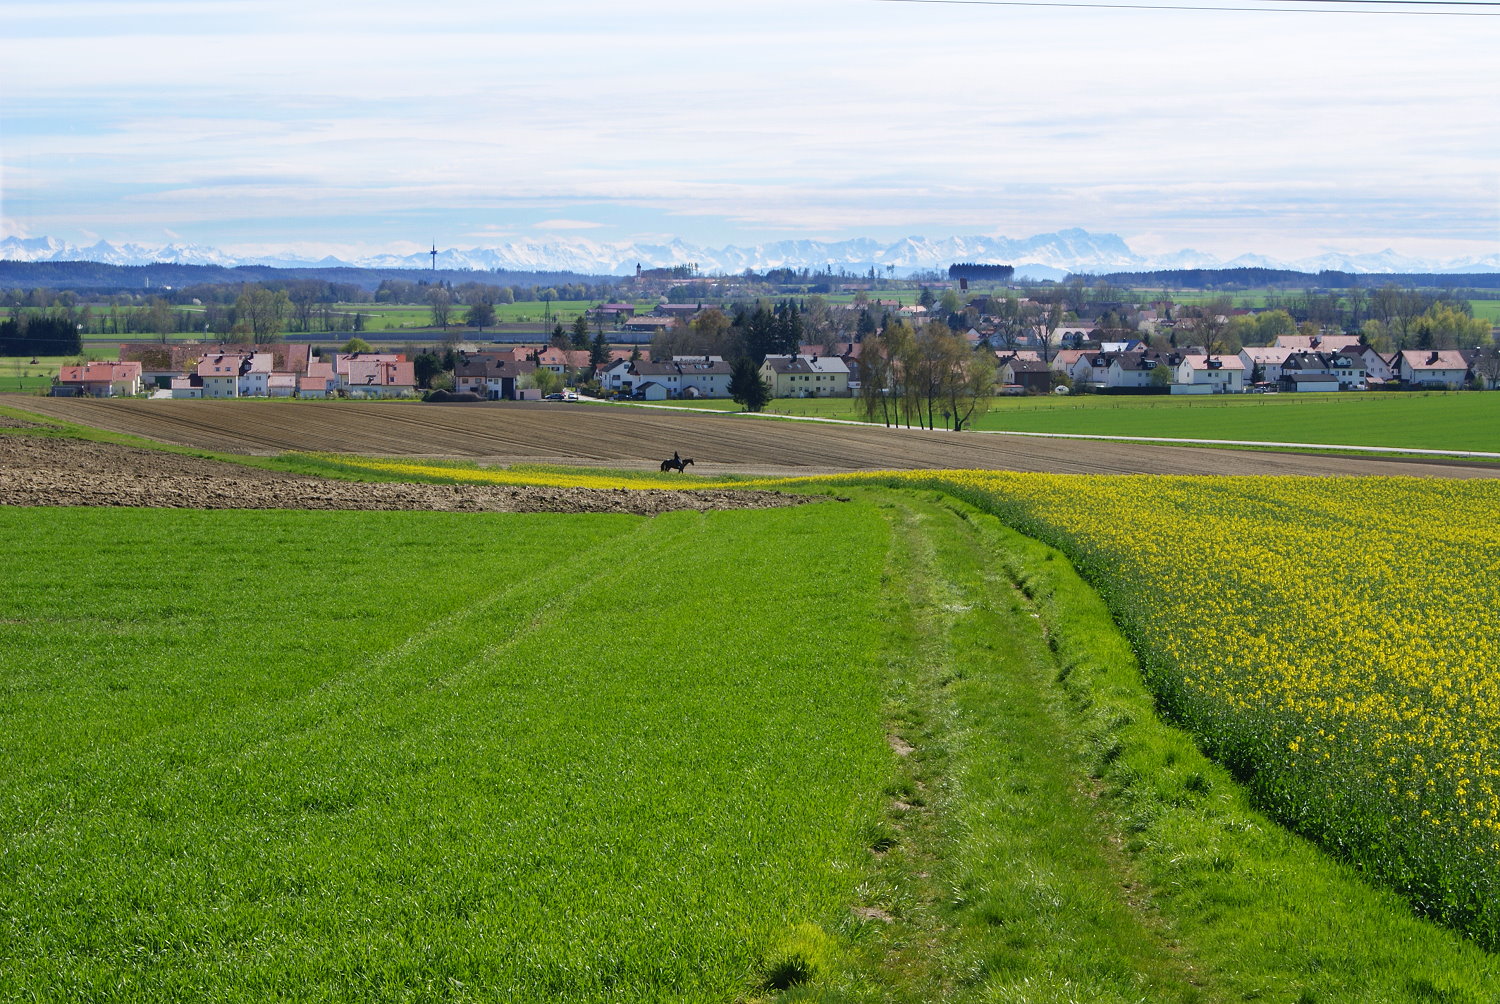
0 504 895 1001
639 390 1500 454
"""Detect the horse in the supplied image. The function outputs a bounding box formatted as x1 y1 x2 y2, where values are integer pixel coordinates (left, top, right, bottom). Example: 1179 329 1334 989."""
660 457 695 473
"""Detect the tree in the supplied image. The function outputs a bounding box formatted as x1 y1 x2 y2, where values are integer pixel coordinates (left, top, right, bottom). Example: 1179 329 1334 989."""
234 285 289 344
589 329 610 369
0 316 81 356
342 337 374 354
941 335 995 431
1033 295 1065 363
729 357 772 412
146 296 175 343
529 366 561 396
466 301 496 331
427 286 453 330
1472 345 1500 389
550 322 569 350
1183 296 1233 358
413 351 446 388
570 314 590 349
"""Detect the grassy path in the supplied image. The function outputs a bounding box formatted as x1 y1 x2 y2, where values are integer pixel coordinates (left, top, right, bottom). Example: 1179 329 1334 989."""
821 488 1500 1002
819 490 1208 1001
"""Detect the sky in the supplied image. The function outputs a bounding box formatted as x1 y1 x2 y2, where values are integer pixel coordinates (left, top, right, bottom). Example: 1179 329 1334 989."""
1 0 1497 263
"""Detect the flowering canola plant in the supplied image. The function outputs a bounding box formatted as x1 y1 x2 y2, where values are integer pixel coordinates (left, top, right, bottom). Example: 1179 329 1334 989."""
315 453 1500 943
911 470 1500 946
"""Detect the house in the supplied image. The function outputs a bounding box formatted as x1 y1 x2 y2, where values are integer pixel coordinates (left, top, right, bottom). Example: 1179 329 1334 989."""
532 347 592 374
619 358 734 399
588 302 637 322
635 380 670 401
1054 325 1096 348
345 358 416 398
669 356 733 399
1397 349 1470 389
655 303 709 319
1172 352 1245 394
297 375 331 399
759 354 850 398
597 357 636 395
998 355 1051 394
170 374 203 399
622 316 677 335
1355 344 1397 384
1051 349 1097 387
1094 350 1168 390
1239 346 1297 385
267 373 298 398
197 353 247 398
1281 350 1367 390
118 343 206 389
235 353 275 397
303 360 337 396
454 353 537 400
56 361 143 397
1275 333 1363 353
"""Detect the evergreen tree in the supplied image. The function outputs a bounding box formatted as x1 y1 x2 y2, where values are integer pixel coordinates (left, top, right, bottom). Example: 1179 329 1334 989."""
729 357 772 412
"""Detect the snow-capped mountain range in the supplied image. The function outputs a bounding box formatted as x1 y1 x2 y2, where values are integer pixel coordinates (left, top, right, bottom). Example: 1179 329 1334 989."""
3 229 1496 279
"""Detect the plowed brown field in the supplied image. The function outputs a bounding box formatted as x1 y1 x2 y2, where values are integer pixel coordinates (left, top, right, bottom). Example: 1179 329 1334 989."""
0 433 813 514
7 397 1498 479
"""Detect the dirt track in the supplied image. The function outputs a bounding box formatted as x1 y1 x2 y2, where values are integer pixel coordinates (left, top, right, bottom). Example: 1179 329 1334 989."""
0 434 815 515
7 397 1498 479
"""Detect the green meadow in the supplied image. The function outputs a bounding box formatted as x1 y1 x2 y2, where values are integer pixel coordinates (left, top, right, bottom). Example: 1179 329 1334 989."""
640 390 1500 454
1 504 891 1001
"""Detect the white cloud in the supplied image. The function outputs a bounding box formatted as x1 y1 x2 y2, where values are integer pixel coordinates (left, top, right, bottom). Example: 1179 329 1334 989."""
2 0 1495 259
532 220 607 231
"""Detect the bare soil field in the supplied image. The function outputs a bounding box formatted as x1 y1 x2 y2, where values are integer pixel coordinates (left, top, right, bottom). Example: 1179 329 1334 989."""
0 434 814 515
6 397 1499 479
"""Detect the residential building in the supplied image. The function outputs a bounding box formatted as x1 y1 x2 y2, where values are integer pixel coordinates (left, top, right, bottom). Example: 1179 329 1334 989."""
759 354 851 398
56 361 143 397
1239 346 1297 385
454 353 537 400
1172 352 1245 394
1397 350 1470 388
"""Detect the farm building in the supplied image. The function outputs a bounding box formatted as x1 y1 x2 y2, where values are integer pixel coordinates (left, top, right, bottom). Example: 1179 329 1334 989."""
56 361 143 397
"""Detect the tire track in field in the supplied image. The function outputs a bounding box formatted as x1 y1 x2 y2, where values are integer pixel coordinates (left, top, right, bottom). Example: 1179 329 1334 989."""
3 514 652 842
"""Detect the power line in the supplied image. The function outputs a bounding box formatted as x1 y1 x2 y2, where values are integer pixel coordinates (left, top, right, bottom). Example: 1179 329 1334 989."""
873 0 1500 15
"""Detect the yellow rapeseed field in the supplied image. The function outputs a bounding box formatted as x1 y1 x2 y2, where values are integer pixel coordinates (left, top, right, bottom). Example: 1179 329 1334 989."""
908 470 1500 942
318 454 1500 941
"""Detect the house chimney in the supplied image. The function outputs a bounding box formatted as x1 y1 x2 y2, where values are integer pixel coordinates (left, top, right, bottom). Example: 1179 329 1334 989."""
1428 351 1439 365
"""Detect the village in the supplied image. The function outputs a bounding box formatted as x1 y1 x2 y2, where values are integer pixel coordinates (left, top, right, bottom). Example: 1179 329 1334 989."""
43 292 1498 401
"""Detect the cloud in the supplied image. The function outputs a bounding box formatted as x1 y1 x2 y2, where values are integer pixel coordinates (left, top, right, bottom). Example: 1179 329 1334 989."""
3 0 1494 260
532 219 607 231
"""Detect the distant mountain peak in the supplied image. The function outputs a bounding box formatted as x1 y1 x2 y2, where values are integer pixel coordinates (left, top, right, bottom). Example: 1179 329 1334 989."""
2 231 1495 276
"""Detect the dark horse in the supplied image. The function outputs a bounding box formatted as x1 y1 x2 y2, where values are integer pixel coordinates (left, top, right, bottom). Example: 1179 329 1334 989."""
660 457 695 472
